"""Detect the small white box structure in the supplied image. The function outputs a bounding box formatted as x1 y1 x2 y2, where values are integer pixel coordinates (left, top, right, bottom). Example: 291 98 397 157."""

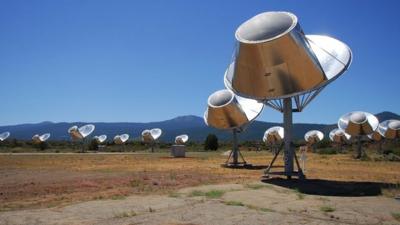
171 145 186 157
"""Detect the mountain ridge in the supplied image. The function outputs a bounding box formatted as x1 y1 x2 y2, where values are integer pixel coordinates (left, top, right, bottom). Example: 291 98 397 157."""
0 112 398 142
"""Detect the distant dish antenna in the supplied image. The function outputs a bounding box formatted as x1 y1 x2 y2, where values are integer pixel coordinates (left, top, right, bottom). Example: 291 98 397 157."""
329 128 350 152
0 132 10 141
263 126 284 175
304 130 324 152
114 134 129 145
222 11 352 179
68 124 95 152
94 135 107 144
338 111 378 158
141 128 162 152
175 134 189 145
378 120 400 139
204 89 263 167
32 133 51 144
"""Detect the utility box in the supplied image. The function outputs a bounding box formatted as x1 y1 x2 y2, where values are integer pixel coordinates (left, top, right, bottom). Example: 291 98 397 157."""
171 145 186 158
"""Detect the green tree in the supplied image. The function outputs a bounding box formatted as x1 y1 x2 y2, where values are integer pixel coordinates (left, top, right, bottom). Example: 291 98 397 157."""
204 134 218 151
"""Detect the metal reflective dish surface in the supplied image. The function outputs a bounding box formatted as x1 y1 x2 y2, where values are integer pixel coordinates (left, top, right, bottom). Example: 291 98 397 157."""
32 133 50 143
378 120 400 139
204 89 263 130
329 128 350 143
151 128 162 140
175 134 189 145
0 132 10 141
68 126 83 140
79 124 95 138
94 135 107 144
114 134 129 144
338 111 378 136
304 130 324 144
225 11 352 100
263 126 284 145
368 131 382 142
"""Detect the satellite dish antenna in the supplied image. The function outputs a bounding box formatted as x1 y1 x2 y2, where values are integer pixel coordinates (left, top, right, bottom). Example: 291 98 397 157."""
94 135 107 144
204 89 263 167
329 128 350 152
263 126 284 174
68 124 95 152
223 11 352 179
304 130 324 152
114 134 129 145
175 134 189 145
338 111 378 158
378 120 400 139
32 133 51 144
0 132 10 141
141 128 162 152
114 134 129 151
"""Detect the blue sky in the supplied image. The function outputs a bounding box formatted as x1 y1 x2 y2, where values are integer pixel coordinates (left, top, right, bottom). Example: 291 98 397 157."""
0 0 399 125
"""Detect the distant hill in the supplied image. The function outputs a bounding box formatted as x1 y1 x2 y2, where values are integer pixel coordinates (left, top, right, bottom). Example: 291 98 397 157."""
0 112 399 142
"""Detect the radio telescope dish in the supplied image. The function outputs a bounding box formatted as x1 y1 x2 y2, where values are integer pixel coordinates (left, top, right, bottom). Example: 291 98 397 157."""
68 124 95 152
175 134 189 145
338 111 378 158
204 89 263 167
368 131 383 142
68 124 95 140
304 130 324 145
263 126 284 146
263 126 285 175
94 135 107 144
329 128 351 152
142 128 162 152
221 11 352 179
32 133 51 143
114 134 129 145
79 124 95 138
338 111 378 136
205 89 263 130
0 132 10 141
225 11 352 101
304 130 324 152
378 120 400 139
329 128 350 143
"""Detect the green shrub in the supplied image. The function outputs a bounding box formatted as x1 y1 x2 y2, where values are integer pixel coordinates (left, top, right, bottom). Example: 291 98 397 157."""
204 134 218 151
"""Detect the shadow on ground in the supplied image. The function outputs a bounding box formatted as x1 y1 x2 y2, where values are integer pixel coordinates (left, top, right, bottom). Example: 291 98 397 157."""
262 177 397 197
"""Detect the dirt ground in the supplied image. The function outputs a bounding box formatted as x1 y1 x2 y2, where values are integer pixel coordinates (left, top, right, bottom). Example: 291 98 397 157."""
0 151 400 224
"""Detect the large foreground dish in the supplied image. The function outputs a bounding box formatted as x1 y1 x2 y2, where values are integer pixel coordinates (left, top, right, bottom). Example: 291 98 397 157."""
224 11 352 179
204 89 263 167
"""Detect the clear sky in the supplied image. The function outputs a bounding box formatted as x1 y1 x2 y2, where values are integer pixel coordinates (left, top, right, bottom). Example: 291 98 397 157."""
0 0 399 125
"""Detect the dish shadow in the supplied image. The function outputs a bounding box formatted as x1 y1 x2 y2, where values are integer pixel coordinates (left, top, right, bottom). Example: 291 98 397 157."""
262 177 397 197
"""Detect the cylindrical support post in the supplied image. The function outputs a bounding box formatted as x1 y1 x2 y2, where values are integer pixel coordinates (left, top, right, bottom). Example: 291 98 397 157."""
232 129 239 165
283 98 294 178
356 136 362 158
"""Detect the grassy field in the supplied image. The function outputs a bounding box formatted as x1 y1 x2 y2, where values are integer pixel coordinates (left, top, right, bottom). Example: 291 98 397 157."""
0 150 399 212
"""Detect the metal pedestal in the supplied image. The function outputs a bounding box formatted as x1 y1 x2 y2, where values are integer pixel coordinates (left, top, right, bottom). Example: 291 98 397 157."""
263 98 305 179
222 129 252 168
